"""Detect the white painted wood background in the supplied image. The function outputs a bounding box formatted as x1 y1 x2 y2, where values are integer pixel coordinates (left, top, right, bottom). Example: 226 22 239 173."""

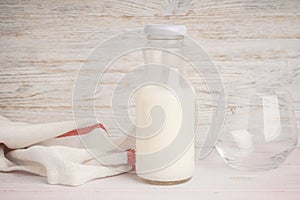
0 0 299 199
0 0 299 126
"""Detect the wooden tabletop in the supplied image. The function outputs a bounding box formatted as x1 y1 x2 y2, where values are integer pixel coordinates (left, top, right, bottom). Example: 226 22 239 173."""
0 148 299 199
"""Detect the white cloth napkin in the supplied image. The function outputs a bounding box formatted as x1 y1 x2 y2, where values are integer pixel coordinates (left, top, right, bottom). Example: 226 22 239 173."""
0 116 135 186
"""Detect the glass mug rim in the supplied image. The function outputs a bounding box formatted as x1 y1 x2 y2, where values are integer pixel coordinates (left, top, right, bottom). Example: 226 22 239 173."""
220 85 293 96
217 86 295 111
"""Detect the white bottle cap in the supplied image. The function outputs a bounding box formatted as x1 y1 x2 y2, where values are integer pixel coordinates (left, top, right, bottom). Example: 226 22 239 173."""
144 25 187 36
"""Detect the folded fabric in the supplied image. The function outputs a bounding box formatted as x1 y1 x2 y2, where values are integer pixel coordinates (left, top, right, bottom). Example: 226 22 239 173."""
0 116 135 186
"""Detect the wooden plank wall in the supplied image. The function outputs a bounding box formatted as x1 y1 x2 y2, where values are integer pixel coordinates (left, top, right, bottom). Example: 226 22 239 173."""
0 0 299 143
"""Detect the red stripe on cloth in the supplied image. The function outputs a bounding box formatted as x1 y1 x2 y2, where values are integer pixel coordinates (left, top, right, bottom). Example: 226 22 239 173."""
56 123 107 138
127 149 136 167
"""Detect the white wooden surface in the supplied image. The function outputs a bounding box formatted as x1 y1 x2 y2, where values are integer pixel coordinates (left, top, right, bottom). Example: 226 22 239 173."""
0 0 299 126
0 149 300 200
0 0 300 199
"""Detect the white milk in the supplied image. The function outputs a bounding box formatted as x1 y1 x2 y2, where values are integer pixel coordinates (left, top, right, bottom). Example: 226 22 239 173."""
135 83 195 183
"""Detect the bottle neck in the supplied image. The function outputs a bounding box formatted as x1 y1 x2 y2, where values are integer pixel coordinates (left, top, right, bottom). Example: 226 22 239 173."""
146 34 184 40
146 34 184 49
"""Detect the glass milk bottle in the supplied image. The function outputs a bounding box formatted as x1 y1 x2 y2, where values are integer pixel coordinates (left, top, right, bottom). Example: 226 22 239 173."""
135 25 195 185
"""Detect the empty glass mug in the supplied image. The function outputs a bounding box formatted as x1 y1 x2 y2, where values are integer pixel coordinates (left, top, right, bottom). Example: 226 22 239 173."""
215 86 298 171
